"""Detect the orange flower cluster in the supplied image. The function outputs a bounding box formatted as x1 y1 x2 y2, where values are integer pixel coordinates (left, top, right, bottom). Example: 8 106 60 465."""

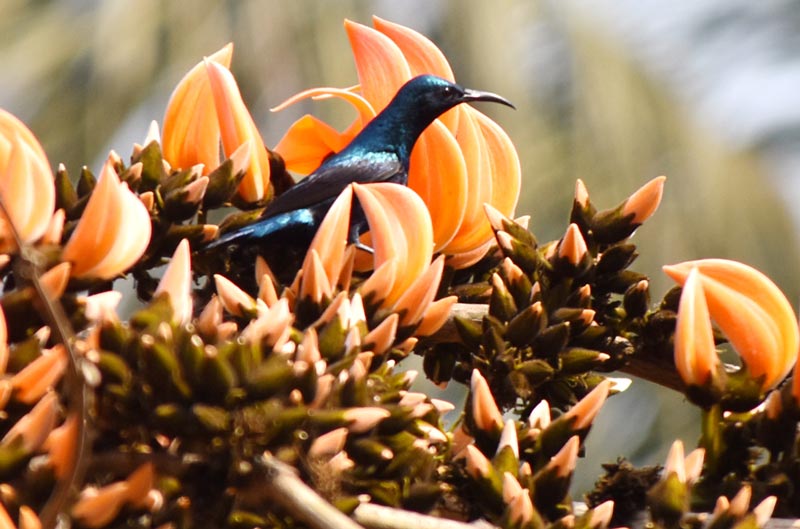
273 17 521 264
666 259 800 400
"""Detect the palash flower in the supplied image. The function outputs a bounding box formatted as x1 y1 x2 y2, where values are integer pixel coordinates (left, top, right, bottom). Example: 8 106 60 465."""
162 44 271 203
61 158 151 280
0 109 55 252
273 17 520 260
672 268 719 388
664 259 799 393
162 44 232 173
297 182 456 334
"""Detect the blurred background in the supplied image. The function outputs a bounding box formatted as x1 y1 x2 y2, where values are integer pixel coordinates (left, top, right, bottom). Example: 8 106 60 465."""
3 0 800 495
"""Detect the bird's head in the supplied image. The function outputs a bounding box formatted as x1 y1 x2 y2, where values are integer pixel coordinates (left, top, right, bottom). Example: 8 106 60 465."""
394 74 515 124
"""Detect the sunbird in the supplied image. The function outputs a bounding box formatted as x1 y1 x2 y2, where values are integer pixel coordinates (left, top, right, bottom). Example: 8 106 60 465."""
205 74 514 254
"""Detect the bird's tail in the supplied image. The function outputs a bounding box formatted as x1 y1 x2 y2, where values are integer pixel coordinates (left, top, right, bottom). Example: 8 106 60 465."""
202 209 319 252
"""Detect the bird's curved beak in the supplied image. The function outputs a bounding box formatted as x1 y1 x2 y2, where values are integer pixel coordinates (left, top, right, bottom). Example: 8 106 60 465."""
462 88 515 109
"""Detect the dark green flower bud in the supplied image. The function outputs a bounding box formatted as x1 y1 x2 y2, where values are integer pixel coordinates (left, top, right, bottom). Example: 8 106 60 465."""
623 279 650 319
54 164 78 214
490 272 518 322
596 244 638 276
192 404 230 433
203 157 246 208
560 348 610 375
505 302 546 346
134 139 167 190
77 166 96 197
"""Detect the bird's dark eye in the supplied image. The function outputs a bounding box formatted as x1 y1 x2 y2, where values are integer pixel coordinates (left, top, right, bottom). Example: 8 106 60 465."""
442 86 454 96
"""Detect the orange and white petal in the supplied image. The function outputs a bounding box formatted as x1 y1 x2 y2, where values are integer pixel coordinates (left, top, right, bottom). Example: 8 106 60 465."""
162 44 233 172
665 259 798 391
354 183 433 306
622 176 666 224
408 120 468 252
344 19 412 112
205 60 271 202
392 255 446 328
274 114 351 175
372 16 458 131
671 267 720 387
306 186 353 288
62 161 151 279
154 239 193 325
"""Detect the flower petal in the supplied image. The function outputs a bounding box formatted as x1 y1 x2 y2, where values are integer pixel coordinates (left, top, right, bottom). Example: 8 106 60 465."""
673 268 719 387
205 60 271 202
162 44 233 172
353 183 433 306
372 16 458 131
154 239 193 325
408 121 468 251
305 186 353 288
0 111 55 248
665 259 798 391
62 161 151 279
344 19 412 112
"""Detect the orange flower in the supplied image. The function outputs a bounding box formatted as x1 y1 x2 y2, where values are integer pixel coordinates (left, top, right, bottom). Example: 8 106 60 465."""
664 259 799 393
205 60 272 203
672 268 719 387
162 44 271 203
162 44 233 173
0 109 55 252
297 182 452 335
62 158 152 279
273 18 519 260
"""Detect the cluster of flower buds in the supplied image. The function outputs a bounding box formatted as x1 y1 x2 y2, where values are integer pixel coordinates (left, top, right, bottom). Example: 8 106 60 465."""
424 177 665 416
644 441 776 529
453 374 614 527
664 259 799 411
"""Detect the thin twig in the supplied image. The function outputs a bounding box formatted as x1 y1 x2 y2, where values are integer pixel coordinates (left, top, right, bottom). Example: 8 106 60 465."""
0 197 91 528
353 503 499 529
257 452 365 529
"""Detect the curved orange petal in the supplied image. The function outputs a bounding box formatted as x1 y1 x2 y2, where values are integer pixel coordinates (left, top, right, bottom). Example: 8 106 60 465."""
673 269 718 388
154 239 193 325
622 176 666 224
354 183 433 306
0 111 55 248
445 106 492 254
62 161 123 277
162 44 233 172
344 19 412 111
86 179 152 279
446 237 495 270
393 255 446 328
408 120 468 252
475 108 521 219
665 259 798 391
272 86 375 127
274 115 351 175
306 186 353 288
372 16 458 131
272 87 377 175
0 109 48 161
352 184 403 272
449 107 521 254
205 60 271 203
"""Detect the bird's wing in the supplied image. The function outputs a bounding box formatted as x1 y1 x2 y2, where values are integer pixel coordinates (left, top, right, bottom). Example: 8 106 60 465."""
262 154 404 218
